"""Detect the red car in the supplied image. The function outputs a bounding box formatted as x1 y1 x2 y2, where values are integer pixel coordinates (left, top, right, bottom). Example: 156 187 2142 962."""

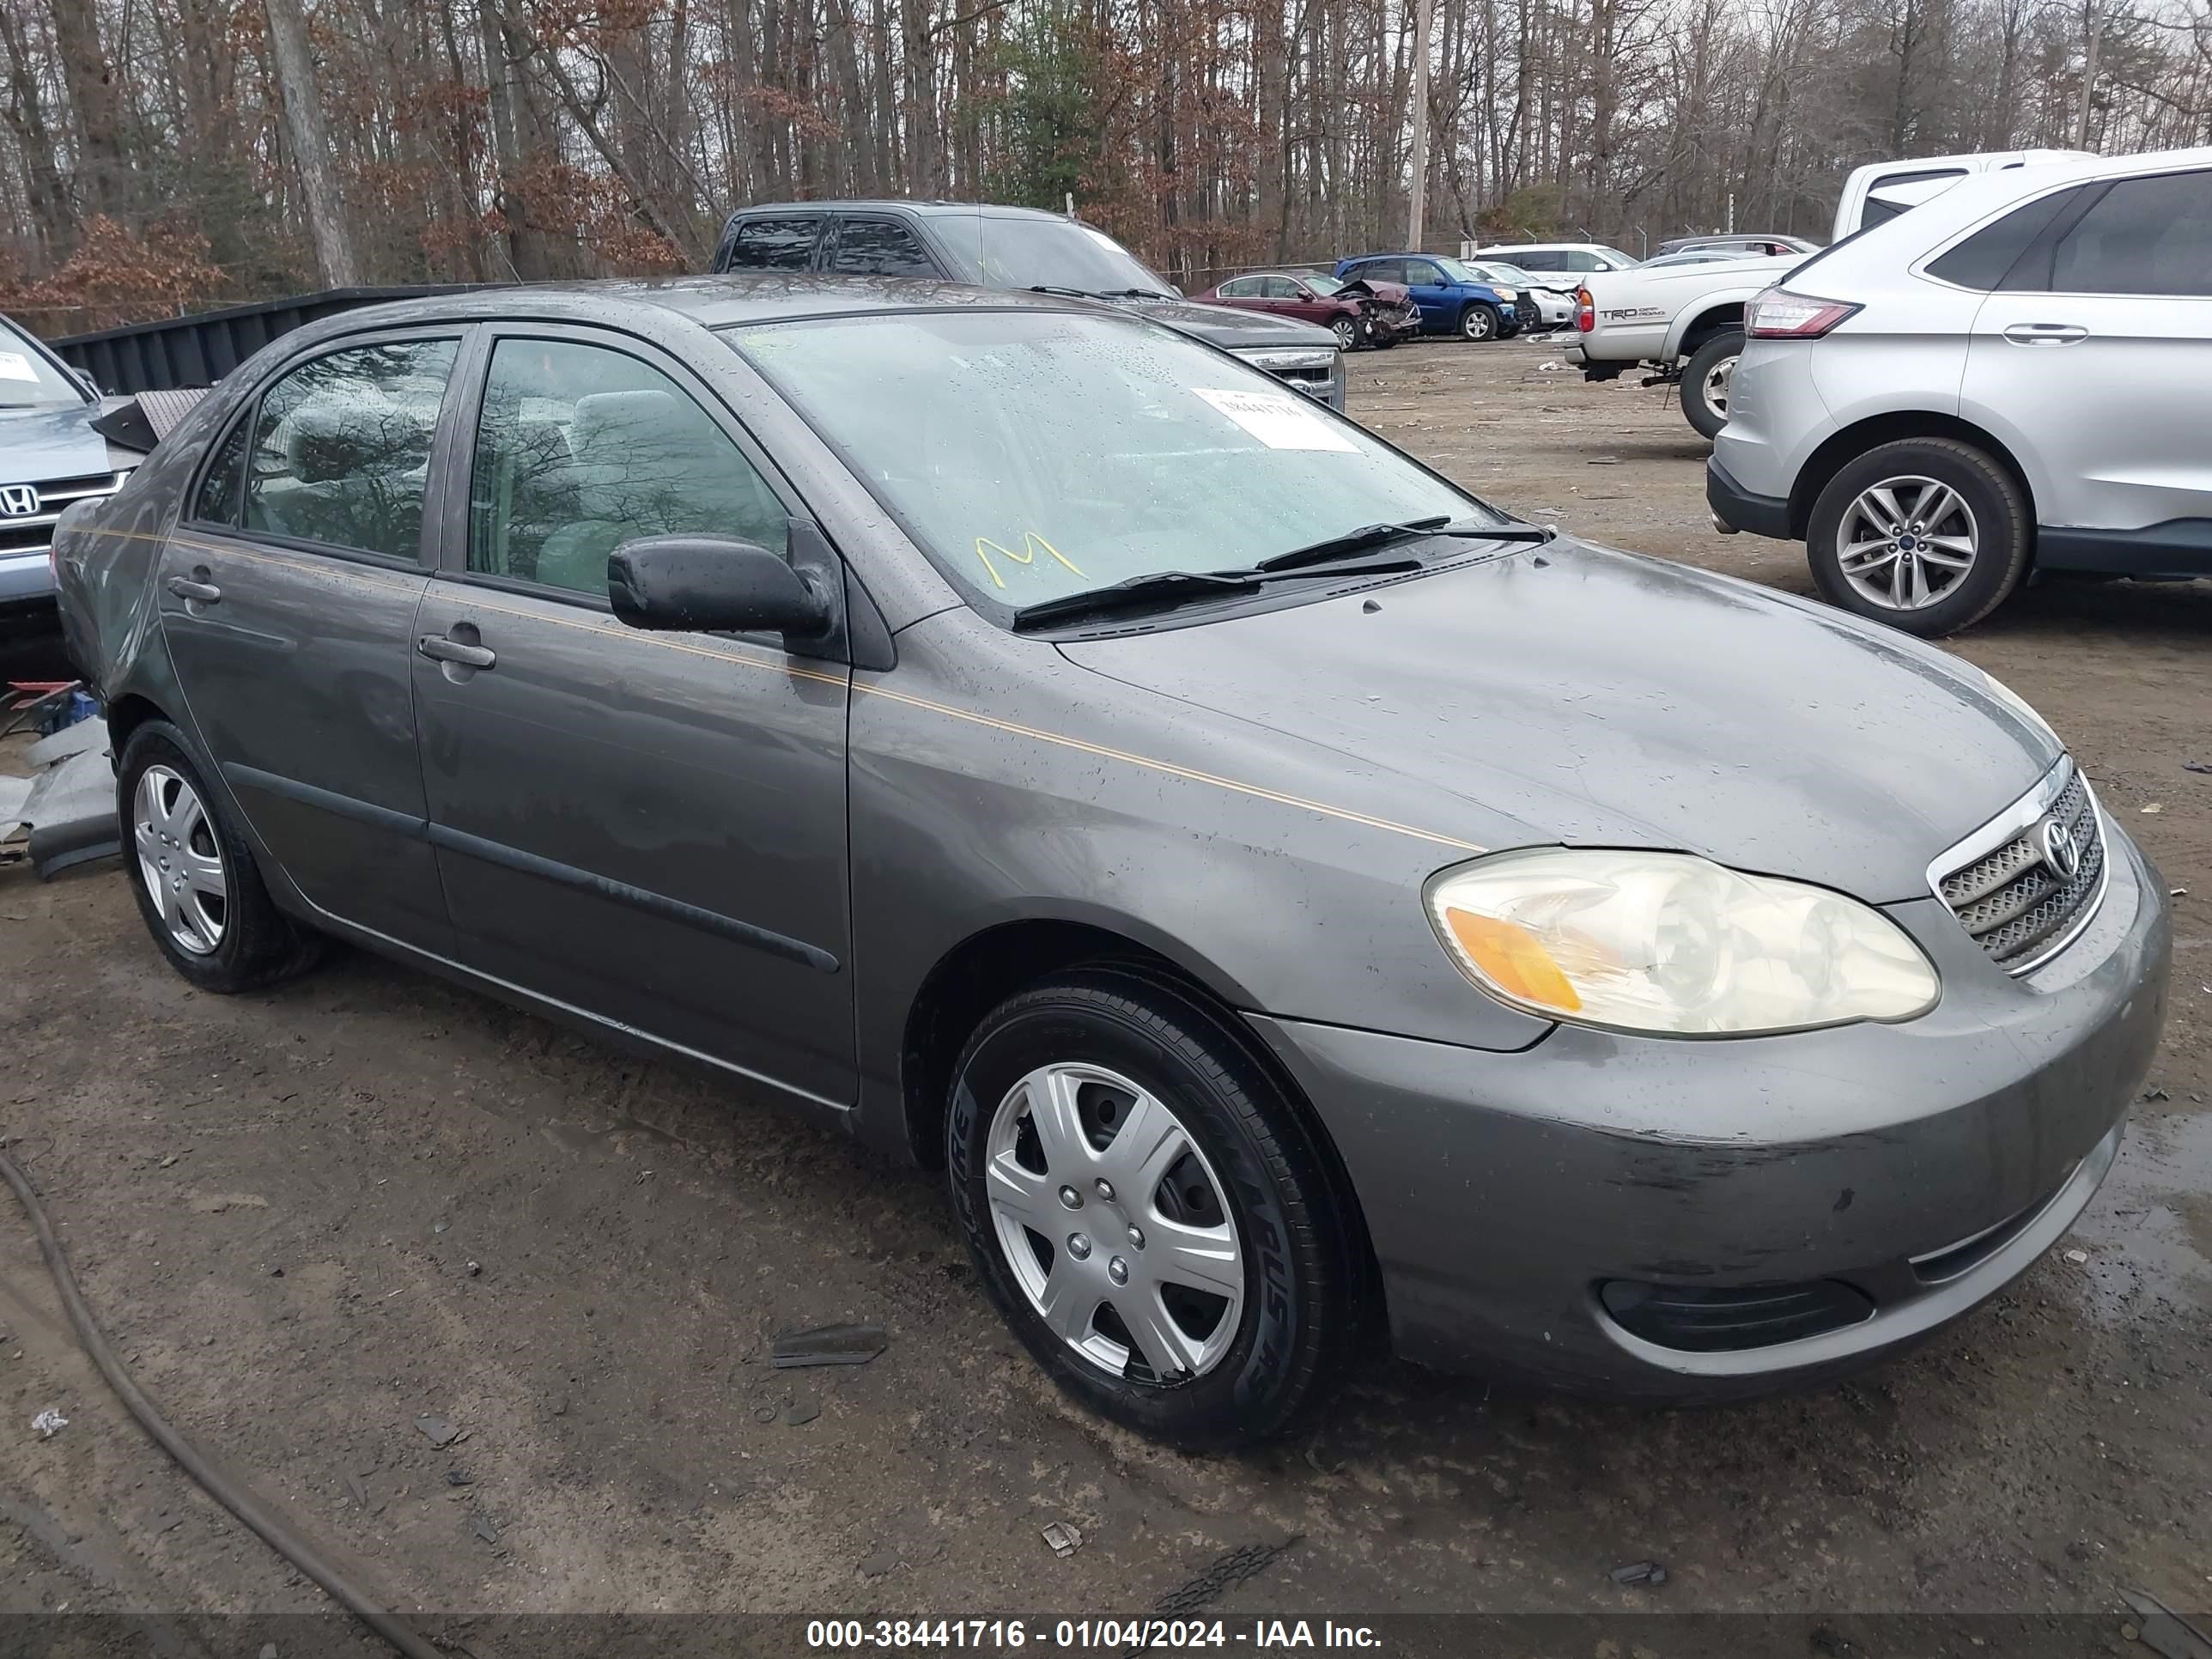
1196 271 1418 350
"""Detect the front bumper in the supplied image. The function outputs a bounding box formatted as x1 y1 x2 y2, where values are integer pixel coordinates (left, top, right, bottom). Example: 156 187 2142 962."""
1706 453 1792 540
1249 824 2171 1399
0 549 58 612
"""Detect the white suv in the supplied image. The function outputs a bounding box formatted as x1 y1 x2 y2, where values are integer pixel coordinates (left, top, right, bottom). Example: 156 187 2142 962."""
1711 149 2212 636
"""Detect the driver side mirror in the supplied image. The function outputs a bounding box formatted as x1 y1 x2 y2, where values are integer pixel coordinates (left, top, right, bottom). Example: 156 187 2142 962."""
607 535 836 637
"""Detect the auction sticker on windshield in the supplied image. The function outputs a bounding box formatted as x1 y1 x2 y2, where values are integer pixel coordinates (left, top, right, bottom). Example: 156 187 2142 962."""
1194 386 1356 453
0 353 39 382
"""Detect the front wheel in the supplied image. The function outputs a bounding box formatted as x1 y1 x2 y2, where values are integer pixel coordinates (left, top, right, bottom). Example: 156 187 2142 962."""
1457 302 1500 343
1805 438 2031 637
945 971 1360 1450
1680 331 1742 439
1330 315 1359 349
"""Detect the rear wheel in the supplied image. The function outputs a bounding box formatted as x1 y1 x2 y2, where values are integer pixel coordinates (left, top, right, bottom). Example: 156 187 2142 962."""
945 971 1360 1449
118 721 322 992
1457 302 1500 343
1805 438 2030 637
1680 331 1742 439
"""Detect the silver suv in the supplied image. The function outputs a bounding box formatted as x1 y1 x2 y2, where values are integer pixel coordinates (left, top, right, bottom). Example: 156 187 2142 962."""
1709 148 2212 636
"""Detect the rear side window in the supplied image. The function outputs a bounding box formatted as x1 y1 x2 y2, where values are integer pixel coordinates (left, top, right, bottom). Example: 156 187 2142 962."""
191 410 252 526
1503 251 1558 270
1216 276 1260 297
1859 167 1970 232
1926 188 2081 290
830 218 937 276
242 338 457 559
724 216 822 270
2050 171 2212 296
1349 259 1401 283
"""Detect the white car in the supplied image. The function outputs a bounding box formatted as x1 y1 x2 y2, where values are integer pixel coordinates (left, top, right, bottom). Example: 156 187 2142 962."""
1469 241 1640 276
1458 261 1576 328
1564 251 1805 435
1711 147 2212 636
1832 149 2088 240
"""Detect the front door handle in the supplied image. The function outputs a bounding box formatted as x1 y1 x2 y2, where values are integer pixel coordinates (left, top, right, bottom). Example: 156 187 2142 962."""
166 574 221 604
2002 323 2089 346
416 634 496 670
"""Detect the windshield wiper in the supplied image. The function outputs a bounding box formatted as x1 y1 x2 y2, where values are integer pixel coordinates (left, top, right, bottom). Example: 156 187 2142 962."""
1012 569 1263 631
1012 555 1428 632
1025 284 1101 301
1257 516 1553 573
1100 288 1178 301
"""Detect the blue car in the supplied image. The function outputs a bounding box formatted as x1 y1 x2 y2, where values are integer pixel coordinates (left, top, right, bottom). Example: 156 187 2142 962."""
1332 253 1528 342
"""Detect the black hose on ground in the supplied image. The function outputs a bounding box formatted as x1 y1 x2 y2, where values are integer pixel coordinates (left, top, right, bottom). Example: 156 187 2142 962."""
0 1141 445 1659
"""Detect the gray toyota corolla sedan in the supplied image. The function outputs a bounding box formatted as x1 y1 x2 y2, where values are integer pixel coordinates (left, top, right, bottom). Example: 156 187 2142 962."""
53 278 2170 1449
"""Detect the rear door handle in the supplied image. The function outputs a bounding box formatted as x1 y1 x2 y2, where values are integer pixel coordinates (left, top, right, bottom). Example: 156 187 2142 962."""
165 574 221 604
416 635 496 670
2002 323 2089 346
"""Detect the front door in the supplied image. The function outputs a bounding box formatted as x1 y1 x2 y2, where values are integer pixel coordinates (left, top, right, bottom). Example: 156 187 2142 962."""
411 328 856 1103
1962 166 2212 554
1400 259 1453 331
156 332 463 945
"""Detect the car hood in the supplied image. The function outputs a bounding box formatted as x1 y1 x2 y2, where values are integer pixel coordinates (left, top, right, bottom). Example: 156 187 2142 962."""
1113 295 1339 350
1058 540 2061 902
0 401 121 485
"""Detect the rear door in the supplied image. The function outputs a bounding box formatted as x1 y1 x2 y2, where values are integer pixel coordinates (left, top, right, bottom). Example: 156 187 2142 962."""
1962 166 2212 559
410 325 856 1103
157 331 464 945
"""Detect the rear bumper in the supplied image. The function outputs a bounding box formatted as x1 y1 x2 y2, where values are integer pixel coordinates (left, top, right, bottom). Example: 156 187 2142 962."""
1248 827 2170 1399
1706 454 1792 540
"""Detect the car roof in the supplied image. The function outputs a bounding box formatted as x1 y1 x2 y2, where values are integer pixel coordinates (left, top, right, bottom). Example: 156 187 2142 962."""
725 199 1076 222
251 275 1110 348
1868 143 2212 243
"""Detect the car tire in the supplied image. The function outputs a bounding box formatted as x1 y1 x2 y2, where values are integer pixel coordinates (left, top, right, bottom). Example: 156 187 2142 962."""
1457 302 1500 343
1330 316 1359 350
1680 331 1742 439
945 969 1361 1450
118 720 323 993
1805 438 2031 638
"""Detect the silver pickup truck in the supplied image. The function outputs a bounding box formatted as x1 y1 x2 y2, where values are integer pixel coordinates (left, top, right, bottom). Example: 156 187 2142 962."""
1 313 138 617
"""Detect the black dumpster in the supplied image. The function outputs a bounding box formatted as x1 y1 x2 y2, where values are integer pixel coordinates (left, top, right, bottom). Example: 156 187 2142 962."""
50 284 506 394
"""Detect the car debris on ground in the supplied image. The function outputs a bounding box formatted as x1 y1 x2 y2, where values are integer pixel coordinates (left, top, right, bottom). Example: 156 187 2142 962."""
771 1320 888 1368
1041 1522 1083 1559
31 1407 68 1438
1610 1559 1668 1585
1 710 118 878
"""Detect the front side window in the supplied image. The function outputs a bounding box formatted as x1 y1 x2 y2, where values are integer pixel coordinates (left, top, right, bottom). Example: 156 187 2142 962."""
242 337 457 558
1261 276 1304 299
1405 261 1445 284
724 310 1492 617
726 216 822 270
0 318 89 410
467 337 787 598
831 218 937 276
2051 171 2212 297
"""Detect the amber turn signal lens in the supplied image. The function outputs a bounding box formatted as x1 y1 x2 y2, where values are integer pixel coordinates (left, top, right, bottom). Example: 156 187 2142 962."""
1443 910 1582 1013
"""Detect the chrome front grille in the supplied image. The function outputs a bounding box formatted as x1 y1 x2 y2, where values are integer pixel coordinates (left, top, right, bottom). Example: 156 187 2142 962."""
1931 760 2106 975
0 471 128 558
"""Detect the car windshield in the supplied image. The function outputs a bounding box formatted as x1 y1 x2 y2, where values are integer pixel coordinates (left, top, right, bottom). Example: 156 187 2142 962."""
722 309 1498 617
1596 247 1640 266
1480 263 1536 285
1303 274 1344 295
1434 257 1486 284
0 318 89 410
930 216 1176 298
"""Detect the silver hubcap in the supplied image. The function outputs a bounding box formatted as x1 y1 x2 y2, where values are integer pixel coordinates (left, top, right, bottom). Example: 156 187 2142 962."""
1838 476 1978 611
1333 319 1357 345
133 764 228 956
1463 309 1492 339
984 1063 1244 1384
1701 354 1735 416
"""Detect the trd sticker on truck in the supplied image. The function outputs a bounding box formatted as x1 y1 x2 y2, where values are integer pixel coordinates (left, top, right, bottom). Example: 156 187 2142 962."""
1600 306 1667 322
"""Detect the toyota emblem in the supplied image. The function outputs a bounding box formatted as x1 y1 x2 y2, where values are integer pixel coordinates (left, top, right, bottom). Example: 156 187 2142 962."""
0 483 39 518
2040 815 2082 881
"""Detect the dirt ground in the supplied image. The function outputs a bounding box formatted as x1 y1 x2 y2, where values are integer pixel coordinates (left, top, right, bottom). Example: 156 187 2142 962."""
3 338 2207 1650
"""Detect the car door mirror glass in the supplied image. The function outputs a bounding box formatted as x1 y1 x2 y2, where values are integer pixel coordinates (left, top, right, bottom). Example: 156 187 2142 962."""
608 534 835 637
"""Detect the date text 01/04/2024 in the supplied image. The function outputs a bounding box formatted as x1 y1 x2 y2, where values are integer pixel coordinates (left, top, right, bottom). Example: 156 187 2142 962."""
805 1619 1384 1649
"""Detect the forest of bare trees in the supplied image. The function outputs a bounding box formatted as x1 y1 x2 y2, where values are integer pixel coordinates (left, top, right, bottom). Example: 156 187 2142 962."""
3 0 2210 334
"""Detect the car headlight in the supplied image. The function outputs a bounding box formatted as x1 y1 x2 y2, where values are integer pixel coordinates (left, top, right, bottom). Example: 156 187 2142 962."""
1426 849 1939 1036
